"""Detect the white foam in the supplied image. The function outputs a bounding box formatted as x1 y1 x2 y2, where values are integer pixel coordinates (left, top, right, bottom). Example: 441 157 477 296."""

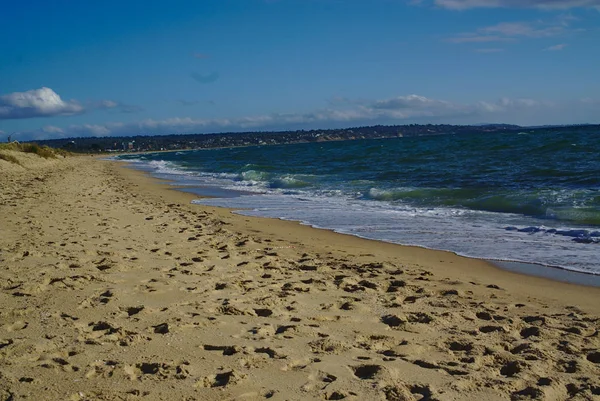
194 192 600 276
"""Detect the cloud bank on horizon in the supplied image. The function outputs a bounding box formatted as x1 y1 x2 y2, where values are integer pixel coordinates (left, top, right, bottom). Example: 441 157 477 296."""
1 0 598 140
6 87 596 140
6 89 598 141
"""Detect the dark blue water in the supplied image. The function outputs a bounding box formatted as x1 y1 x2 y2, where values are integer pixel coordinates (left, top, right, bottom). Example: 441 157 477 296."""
118 129 600 275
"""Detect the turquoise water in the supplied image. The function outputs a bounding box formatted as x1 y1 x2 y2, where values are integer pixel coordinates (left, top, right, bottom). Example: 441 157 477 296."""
118 129 600 276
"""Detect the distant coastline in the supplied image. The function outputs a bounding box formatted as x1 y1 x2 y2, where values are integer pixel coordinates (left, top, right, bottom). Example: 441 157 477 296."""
31 123 599 154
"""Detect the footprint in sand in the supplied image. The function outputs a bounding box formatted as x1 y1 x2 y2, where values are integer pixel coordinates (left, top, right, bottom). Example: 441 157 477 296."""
85 360 119 379
123 305 144 317
587 351 600 364
351 364 383 380
152 323 169 334
196 370 245 388
520 326 540 338
124 361 190 381
4 321 28 332
203 344 240 356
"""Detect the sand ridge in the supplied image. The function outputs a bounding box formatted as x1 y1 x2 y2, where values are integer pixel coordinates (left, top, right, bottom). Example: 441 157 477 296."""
1 155 599 400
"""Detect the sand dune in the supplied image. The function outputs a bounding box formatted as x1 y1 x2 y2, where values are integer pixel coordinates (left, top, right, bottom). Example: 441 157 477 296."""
1 154 599 400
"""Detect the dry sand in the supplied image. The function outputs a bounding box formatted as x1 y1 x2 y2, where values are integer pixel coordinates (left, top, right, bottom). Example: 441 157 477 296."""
1 152 599 401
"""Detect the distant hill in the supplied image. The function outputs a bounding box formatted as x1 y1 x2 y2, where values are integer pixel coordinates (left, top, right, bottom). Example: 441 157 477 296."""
26 123 600 153
472 123 522 129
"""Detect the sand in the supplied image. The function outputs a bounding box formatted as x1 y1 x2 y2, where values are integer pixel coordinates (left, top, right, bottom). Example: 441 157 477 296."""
1 152 599 401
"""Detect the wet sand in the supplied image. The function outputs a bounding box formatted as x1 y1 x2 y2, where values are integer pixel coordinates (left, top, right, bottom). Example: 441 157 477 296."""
1 152 599 400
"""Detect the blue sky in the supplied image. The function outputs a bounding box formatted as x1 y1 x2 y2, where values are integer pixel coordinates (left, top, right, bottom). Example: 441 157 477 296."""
1 0 599 140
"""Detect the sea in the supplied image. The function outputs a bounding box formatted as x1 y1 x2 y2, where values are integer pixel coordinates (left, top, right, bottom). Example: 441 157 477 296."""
116 128 600 281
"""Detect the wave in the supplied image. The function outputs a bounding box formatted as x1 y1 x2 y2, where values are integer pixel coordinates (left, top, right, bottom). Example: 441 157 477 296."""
505 226 600 243
236 169 315 190
545 207 600 226
142 160 194 176
240 169 271 183
535 139 579 154
365 187 600 225
367 187 480 202
270 175 312 189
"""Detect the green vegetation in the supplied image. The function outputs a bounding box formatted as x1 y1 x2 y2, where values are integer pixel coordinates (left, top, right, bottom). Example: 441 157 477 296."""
0 142 70 164
0 152 21 165
20 143 56 158
0 143 20 151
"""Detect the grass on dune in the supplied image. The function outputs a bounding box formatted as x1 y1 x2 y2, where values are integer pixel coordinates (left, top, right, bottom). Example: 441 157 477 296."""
0 152 21 165
0 142 67 157
0 142 70 165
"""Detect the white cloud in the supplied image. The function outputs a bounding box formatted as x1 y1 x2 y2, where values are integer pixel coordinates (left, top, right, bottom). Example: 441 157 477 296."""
372 94 453 110
0 87 140 120
368 95 546 119
92 100 144 114
580 98 599 105
498 98 542 108
75 124 112 136
367 95 471 119
433 0 600 10
447 35 513 43
448 19 572 44
482 22 565 38
98 100 118 109
42 125 65 134
0 87 83 120
545 43 567 50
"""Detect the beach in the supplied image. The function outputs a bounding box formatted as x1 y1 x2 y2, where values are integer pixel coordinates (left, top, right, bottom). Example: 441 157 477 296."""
1 152 599 401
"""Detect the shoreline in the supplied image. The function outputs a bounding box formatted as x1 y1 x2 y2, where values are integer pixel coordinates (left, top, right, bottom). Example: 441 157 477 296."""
490 260 600 287
225 204 600 288
2 154 599 401
116 160 600 310
123 160 600 288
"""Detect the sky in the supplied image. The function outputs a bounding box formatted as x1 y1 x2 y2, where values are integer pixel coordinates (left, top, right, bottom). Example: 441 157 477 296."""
1 0 599 141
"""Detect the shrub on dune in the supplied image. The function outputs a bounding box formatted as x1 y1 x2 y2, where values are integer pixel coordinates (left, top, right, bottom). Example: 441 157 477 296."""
0 152 21 165
20 143 56 159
